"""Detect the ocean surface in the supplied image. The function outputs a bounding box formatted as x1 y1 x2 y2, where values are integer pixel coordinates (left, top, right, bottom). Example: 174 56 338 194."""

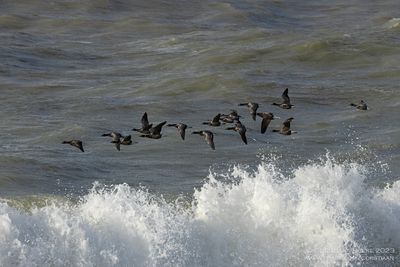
0 0 399 266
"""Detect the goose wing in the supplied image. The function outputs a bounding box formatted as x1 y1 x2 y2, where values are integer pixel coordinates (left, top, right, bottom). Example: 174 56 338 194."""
212 114 221 124
178 124 187 140
150 121 167 135
261 118 272 134
282 119 292 132
204 131 215 150
282 88 290 104
238 127 247 144
141 112 150 129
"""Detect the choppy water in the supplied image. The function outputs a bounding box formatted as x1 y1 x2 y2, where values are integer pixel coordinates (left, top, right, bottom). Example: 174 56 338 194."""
0 0 399 266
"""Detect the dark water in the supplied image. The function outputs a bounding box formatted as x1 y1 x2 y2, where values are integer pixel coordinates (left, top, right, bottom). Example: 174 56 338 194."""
0 0 399 266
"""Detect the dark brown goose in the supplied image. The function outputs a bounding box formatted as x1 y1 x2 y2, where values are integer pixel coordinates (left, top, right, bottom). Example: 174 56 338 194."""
226 121 247 144
220 110 241 123
62 140 84 152
192 130 215 150
350 100 367 110
167 123 188 140
238 102 259 120
102 132 123 151
121 135 133 145
272 117 294 135
272 88 293 109
203 114 221 126
256 112 274 134
133 112 153 134
140 121 167 139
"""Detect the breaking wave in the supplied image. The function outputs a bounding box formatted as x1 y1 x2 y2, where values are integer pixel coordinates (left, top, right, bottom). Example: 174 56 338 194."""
0 156 399 266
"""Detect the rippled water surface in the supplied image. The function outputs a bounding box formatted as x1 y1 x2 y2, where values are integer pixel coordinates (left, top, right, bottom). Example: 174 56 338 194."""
0 0 399 265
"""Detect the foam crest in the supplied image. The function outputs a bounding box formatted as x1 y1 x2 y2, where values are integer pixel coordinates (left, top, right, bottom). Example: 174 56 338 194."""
0 157 399 266
384 18 400 29
193 159 360 266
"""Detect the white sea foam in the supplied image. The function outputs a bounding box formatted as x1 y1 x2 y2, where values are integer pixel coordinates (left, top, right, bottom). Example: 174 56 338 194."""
384 18 400 29
0 156 399 266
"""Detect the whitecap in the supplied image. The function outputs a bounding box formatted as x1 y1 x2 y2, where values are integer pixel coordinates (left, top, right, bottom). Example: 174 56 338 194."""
0 157 399 266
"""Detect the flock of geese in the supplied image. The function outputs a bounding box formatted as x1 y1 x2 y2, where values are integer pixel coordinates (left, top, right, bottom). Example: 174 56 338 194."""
62 88 368 152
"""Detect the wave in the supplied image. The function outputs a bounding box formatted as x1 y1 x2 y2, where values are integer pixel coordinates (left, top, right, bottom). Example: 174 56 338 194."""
0 156 399 266
384 18 400 29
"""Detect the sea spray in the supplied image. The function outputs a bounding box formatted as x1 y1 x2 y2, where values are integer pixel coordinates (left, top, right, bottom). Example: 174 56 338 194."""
193 159 359 266
0 156 399 266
